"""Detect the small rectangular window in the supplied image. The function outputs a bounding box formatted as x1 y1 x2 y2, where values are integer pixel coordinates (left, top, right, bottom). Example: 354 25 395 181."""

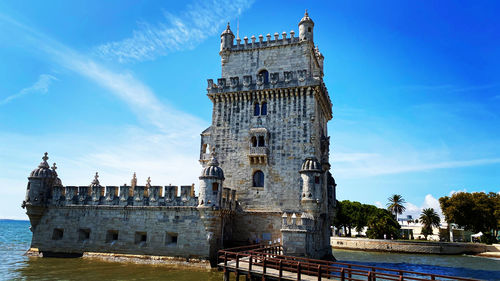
106 230 119 243
52 228 64 240
315 176 320 184
166 232 178 246
135 232 147 245
78 228 90 241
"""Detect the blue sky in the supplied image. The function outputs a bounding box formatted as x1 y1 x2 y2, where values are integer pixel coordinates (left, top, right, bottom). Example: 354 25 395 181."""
0 0 498 219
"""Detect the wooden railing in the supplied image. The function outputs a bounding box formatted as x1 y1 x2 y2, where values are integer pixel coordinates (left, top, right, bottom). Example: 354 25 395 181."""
218 244 480 281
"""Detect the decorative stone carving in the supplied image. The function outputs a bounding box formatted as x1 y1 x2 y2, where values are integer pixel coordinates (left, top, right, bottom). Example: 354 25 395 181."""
243 75 252 87
270 72 279 84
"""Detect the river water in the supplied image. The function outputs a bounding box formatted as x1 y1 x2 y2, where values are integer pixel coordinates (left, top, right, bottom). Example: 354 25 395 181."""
1 220 499 280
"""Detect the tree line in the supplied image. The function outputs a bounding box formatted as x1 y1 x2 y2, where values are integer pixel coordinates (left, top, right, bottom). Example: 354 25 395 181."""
333 200 400 239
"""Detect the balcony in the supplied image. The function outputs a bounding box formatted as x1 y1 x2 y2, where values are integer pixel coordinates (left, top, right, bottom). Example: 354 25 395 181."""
249 147 268 165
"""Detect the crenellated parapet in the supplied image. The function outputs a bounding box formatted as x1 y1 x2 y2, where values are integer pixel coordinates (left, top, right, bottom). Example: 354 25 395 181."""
281 212 315 232
207 70 318 94
51 184 200 207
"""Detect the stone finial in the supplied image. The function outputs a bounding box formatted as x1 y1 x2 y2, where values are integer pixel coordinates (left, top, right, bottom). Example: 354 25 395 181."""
243 36 248 45
282 31 287 39
146 176 151 188
251 35 256 44
274 32 279 41
51 163 57 171
290 30 295 38
39 152 50 169
258 34 263 43
92 172 99 184
131 172 137 188
266 34 271 42
305 9 308 17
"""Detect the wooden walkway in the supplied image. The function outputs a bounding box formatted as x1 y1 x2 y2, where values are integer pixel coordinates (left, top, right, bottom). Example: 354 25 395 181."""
218 244 481 281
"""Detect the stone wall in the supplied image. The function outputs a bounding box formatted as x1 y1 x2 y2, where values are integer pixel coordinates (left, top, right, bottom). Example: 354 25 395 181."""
331 237 494 255
31 206 221 260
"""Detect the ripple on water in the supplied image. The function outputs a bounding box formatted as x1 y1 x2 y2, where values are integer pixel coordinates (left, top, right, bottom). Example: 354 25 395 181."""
2 221 499 280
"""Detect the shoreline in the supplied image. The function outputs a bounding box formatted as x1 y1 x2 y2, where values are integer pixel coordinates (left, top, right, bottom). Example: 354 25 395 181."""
331 237 500 256
25 248 213 269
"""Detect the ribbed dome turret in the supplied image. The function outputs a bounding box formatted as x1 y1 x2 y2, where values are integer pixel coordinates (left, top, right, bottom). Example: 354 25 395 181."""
29 152 57 179
221 22 234 36
200 156 225 179
299 10 314 26
299 157 322 173
51 163 63 187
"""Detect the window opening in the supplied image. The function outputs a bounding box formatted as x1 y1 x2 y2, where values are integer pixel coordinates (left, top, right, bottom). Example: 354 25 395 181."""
135 232 147 244
251 136 257 147
78 228 90 241
315 176 320 184
258 136 265 147
106 230 119 243
254 103 260 116
259 70 269 84
253 171 264 187
166 232 178 246
52 228 64 240
261 102 267 115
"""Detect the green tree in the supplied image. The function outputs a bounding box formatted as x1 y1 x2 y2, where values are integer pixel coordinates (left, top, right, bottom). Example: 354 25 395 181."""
419 208 441 240
366 208 400 239
387 194 406 221
440 192 499 243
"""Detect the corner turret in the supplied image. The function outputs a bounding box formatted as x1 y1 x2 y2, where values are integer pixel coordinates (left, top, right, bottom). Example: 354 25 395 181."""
298 10 314 42
198 155 225 207
220 22 234 51
299 157 323 206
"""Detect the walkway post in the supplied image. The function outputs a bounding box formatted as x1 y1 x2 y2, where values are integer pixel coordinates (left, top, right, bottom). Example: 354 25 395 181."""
340 268 345 281
297 262 301 280
279 260 283 280
317 265 322 281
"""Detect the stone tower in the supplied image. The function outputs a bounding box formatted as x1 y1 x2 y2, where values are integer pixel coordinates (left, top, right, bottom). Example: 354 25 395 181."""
203 12 336 259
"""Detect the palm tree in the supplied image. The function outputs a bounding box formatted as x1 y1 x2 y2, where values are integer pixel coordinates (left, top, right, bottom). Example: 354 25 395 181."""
420 208 441 240
387 194 406 221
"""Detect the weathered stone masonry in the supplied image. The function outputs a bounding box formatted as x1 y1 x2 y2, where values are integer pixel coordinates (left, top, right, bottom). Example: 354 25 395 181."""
22 12 337 264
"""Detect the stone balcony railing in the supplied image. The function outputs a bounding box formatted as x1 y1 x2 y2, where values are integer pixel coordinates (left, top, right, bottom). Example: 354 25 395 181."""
281 212 314 231
249 146 268 155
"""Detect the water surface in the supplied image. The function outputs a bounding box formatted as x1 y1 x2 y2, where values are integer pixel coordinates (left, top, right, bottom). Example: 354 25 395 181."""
1 220 499 280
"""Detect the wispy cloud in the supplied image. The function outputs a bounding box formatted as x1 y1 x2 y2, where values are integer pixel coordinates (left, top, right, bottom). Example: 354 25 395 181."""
0 13 206 136
333 152 500 178
1 74 57 105
95 0 254 63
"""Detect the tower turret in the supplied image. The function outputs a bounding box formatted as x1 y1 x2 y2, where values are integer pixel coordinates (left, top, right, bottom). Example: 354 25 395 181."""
220 22 234 51
298 10 314 42
299 157 323 207
198 155 225 207
23 152 57 231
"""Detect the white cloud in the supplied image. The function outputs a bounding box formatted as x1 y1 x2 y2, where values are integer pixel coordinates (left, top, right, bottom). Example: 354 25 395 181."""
95 0 255 63
402 194 443 220
1 74 57 105
374 201 383 208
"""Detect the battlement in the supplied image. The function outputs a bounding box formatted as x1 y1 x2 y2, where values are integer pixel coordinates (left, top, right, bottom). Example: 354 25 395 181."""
281 212 315 232
207 70 319 94
50 184 236 210
228 30 302 51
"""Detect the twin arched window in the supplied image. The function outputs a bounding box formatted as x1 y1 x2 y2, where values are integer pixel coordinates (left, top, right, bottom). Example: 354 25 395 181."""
254 102 267 116
253 170 264 187
251 136 266 147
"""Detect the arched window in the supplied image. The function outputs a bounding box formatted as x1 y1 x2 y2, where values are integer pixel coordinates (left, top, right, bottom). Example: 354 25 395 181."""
258 136 265 147
261 102 267 115
251 136 257 147
253 171 264 187
202 144 207 154
254 103 260 116
259 70 269 84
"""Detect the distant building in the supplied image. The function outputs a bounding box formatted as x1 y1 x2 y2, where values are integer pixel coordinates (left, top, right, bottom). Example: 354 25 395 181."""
22 12 336 264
